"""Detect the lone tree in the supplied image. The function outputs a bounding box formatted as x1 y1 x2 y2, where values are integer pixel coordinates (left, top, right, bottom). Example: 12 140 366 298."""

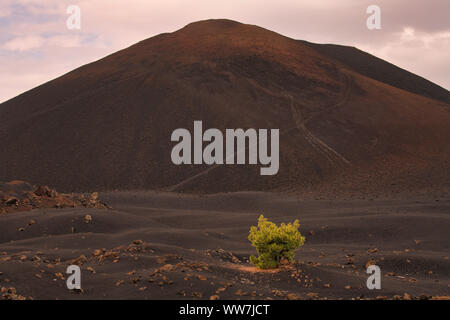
248 215 305 269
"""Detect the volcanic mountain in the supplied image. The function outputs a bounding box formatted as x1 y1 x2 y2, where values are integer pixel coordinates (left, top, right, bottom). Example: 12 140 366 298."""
1 19 449 196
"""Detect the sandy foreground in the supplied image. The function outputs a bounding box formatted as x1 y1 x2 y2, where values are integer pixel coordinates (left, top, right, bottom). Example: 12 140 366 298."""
0 191 449 300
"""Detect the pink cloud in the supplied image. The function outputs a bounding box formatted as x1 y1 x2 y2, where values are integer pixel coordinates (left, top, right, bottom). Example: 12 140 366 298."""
0 0 449 103
3 35 44 51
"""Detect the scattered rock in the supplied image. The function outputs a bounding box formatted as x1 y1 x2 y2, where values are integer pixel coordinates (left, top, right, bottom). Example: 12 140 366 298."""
0 181 109 214
386 272 395 277
83 215 92 224
115 280 124 287
365 258 378 268
431 296 450 300
54 273 65 280
197 275 207 281
5 197 18 206
206 249 241 263
287 293 301 300
160 264 173 272
1 287 26 300
236 289 249 296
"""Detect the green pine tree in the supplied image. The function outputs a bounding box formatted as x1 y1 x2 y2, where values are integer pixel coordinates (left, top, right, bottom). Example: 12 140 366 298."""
248 215 305 269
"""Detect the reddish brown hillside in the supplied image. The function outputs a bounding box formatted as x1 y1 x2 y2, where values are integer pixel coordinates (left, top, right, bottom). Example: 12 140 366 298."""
0 19 449 196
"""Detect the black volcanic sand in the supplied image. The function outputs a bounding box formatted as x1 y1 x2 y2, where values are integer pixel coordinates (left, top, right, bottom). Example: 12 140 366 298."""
0 191 449 300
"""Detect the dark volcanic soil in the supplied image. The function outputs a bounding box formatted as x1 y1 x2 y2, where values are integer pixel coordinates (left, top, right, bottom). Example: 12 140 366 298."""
0 191 448 300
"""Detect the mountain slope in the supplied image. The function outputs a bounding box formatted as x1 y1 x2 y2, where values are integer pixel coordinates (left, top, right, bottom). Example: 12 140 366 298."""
0 19 449 196
302 41 450 104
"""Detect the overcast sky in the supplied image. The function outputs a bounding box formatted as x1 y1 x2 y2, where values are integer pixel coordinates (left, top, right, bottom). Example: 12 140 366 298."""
0 0 449 103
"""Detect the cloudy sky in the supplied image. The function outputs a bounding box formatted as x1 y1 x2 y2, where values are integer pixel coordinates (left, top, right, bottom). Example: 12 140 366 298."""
0 0 449 103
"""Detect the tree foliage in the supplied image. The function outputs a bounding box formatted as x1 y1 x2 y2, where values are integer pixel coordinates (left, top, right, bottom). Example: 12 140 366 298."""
248 215 305 269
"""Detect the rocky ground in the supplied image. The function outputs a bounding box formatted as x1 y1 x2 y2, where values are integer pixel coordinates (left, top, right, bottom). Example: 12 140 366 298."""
0 181 108 214
0 190 449 300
